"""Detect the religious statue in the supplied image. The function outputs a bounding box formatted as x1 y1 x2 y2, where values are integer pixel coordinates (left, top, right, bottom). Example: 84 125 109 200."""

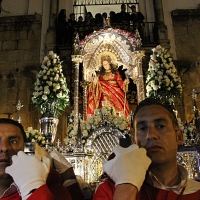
87 55 130 117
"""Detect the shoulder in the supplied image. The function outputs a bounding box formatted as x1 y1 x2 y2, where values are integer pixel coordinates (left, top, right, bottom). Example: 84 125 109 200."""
184 179 200 194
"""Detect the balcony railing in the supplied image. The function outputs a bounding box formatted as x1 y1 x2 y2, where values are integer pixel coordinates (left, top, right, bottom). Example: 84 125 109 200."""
57 21 158 46
74 0 139 5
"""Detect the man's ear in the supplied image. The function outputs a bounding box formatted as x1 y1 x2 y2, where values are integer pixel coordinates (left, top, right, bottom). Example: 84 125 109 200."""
176 129 183 146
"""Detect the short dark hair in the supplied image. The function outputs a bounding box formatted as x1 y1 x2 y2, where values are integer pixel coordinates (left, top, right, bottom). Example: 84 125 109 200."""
0 118 27 141
133 98 179 130
69 13 75 18
131 5 136 9
121 3 126 9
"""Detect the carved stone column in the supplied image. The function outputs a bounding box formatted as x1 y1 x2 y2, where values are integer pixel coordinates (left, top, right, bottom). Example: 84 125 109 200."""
154 0 170 49
80 80 90 121
132 51 145 103
46 0 58 52
71 55 83 126
154 0 165 24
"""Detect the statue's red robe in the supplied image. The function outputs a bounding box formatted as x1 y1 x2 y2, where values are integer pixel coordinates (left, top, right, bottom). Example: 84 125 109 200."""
87 71 130 117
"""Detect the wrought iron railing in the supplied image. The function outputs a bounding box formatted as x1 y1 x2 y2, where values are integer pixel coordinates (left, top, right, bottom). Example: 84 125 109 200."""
57 22 158 46
74 0 138 5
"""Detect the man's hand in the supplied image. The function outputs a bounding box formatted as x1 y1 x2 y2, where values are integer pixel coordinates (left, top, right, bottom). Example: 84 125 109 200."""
50 150 76 186
103 144 151 191
50 150 72 174
6 151 50 198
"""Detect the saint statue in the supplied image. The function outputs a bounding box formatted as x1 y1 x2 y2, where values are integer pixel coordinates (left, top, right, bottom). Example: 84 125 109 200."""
87 55 130 117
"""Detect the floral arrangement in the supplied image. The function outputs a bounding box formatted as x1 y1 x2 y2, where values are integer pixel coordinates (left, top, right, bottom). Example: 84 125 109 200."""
79 28 137 49
32 51 70 116
64 107 130 146
64 110 78 146
146 45 182 101
25 127 48 147
177 118 197 145
182 122 197 145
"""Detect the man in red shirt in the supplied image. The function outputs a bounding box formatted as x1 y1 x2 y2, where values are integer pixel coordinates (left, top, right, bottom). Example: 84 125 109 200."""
0 118 85 200
93 98 200 200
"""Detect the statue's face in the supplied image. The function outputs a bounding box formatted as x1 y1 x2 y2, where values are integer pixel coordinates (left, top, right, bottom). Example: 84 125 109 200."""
102 60 110 70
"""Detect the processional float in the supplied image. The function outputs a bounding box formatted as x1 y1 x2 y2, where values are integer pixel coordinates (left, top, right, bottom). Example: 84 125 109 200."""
67 28 145 183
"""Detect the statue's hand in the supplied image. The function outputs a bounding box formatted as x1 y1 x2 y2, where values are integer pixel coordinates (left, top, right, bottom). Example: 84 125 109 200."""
93 76 99 85
124 78 130 85
124 78 130 91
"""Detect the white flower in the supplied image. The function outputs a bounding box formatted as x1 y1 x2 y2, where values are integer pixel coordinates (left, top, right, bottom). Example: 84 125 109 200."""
113 117 119 125
43 75 47 80
153 84 158 90
47 60 51 66
44 86 50 94
47 81 52 86
57 92 62 98
61 85 66 90
101 107 107 115
69 130 76 136
54 76 59 82
44 56 49 61
49 51 54 56
119 123 127 130
82 140 86 144
82 130 88 137
54 83 60 90
52 53 57 58
42 95 47 100
86 123 91 130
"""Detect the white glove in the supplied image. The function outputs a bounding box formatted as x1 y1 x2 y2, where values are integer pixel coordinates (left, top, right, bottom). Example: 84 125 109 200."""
6 151 50 198
50 150 72 173
50 150 77 188
103 144 151 191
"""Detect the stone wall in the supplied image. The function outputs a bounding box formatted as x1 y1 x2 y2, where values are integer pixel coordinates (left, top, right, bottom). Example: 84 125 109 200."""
0 13 72 142
172 9 200 122
0 14 42 129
